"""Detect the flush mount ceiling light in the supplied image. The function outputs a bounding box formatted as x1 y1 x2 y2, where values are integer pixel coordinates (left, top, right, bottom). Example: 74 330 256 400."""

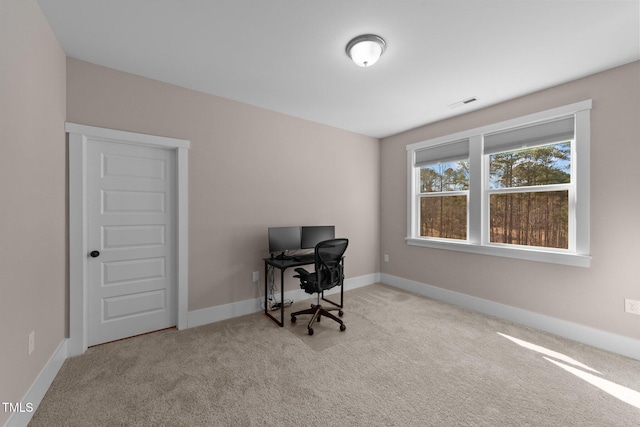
345 34 386 67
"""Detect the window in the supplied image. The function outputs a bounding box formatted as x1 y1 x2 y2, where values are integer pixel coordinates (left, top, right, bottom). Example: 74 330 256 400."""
406 101 591 267
416 139 469 240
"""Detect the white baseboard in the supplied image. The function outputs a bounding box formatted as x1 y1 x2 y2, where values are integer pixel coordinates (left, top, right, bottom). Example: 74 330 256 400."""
187 273 379 328
380 273 640 361
5 339 68 427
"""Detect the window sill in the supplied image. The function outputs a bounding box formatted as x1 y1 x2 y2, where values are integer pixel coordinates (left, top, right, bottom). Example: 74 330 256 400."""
406 237 590 268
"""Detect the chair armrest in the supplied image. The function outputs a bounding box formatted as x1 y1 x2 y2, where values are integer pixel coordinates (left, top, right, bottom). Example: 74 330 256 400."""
294 267 310 280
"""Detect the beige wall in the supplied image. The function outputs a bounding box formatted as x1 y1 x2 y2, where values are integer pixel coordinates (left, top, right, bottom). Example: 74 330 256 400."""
66 58 380 311
381 61 640 340
0 0 67 424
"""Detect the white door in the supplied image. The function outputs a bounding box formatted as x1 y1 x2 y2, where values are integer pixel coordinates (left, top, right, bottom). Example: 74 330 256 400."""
87 139 176 346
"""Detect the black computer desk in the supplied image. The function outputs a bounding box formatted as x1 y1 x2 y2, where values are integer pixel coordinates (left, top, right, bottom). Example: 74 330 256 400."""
263 256 344 327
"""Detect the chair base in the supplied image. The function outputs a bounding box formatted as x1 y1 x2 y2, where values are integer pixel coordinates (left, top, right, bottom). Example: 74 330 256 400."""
291 304 345 335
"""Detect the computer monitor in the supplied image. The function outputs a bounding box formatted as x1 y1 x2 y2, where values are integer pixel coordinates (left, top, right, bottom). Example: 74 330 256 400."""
301 226 335 249
268 226 301 255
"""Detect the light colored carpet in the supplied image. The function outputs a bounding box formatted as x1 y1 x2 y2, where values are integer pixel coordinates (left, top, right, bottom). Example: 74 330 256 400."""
30 283 640 426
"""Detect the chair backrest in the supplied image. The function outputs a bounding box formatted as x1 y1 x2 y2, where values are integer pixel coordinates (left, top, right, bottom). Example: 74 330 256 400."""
314 238 349 291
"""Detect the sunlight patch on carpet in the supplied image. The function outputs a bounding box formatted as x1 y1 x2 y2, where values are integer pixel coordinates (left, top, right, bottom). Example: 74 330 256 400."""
544 357 640 409
499 332 640 409
497 332 600 373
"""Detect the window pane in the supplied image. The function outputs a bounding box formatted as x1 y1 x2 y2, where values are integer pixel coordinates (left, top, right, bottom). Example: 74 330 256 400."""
419 160 469 193
489 191 568 249
489 142 571 189
420 195 467 240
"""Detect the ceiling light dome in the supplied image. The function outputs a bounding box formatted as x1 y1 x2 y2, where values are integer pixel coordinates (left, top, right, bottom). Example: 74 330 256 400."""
346 34 386 67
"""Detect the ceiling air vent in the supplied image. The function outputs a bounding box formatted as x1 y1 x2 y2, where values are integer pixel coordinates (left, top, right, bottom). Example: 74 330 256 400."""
448 97 478 109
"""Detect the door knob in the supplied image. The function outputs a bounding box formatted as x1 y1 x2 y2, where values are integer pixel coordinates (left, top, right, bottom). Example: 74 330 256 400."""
90 250 100 258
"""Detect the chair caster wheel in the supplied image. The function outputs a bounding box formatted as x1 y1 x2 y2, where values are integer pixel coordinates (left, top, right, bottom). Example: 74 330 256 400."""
308 327 314 336
338 310 344 317
291 316 296 323
340 324 346 332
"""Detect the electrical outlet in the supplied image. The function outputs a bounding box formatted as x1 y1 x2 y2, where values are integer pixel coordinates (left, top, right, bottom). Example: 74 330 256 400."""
28 331 35 355
625 298 640 315
384 254 389 262
252 271 259 282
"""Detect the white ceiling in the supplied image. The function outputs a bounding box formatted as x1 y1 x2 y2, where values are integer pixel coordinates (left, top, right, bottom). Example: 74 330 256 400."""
37 0 640 138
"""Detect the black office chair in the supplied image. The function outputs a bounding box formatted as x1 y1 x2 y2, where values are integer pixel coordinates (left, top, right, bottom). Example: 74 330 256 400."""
291 238 349 335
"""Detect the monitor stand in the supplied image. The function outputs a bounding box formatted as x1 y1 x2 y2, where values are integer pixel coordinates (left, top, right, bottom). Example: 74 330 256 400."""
274 252 294 260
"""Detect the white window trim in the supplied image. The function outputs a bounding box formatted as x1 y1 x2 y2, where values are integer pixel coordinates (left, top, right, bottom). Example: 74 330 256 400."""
406 100 591 268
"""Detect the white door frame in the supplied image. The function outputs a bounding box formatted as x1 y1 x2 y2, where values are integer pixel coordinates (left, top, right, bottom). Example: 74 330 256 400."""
67 123 190 356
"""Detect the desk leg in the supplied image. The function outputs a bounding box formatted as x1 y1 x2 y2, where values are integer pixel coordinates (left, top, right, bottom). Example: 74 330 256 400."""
264 262 269 319
264 263 284 327
280 267 285 326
